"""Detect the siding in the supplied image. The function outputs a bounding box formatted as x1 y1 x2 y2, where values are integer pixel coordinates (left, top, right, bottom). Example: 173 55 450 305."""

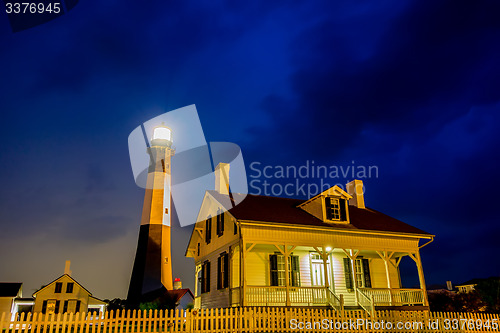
198 246 231 309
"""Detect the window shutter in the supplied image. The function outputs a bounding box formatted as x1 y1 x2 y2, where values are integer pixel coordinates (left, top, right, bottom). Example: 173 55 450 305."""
75 300 81 313
362 258 371 288
234 222 238 235
42 300 47 314
270 254 278 286
63 300 68 314
206 217 212 244
221 213 225 233
339 198 347 221
291 255 300 287
217 256 222 289
55 300 60 314
325 197 332 220
201 264 205 293
343 258 353 291
224 252 229 288
206 261 211 292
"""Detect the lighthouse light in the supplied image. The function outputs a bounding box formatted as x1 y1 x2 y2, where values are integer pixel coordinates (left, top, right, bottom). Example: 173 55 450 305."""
153 127 172 141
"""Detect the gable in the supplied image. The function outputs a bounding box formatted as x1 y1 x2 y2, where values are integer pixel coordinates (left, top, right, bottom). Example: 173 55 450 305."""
33 274 91 298
298 185 352 223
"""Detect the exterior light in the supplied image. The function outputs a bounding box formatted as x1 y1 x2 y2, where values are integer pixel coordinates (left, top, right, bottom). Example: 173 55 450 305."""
326 247 332 252
153 127 172 141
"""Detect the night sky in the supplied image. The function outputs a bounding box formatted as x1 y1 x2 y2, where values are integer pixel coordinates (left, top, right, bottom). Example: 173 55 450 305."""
1 0 500 300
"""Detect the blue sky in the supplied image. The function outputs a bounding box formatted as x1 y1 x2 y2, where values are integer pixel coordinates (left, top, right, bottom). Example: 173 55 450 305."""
1 0 499 299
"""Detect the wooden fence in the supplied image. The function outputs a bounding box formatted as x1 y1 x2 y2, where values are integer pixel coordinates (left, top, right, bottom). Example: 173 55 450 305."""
1 308 499 333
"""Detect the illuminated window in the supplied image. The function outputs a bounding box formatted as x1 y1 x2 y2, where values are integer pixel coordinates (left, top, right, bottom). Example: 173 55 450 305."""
270 254 300 287
217 252 229 289
325 196 347 221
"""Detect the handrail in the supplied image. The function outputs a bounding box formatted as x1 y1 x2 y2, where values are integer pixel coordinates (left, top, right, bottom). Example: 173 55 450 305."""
356 288 374 315
326 288 344 312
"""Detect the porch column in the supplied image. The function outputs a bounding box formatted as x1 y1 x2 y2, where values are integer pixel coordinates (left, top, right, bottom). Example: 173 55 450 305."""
313 246 331 290
274 244 296 307
408 251 429 307
240 239 245 306
376 251 394 305
241 242 256 307
194 265 201 298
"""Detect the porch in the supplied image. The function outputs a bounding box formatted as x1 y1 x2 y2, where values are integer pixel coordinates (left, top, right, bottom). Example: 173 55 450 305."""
228 286 425 310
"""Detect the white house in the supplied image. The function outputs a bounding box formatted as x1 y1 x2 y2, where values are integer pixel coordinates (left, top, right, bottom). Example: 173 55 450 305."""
186 164 434 312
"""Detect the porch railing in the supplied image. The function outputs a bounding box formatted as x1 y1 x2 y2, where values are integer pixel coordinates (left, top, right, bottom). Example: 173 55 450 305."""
356 288 374 315
244 286 336 307
357 288 425 306
326 288 344 312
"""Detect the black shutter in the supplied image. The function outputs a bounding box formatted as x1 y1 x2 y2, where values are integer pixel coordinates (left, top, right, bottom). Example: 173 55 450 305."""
221 213 225 233
224 252 229 288
291 255 300 287
206 261 211 292
206 217 211 244
343 258 353 291
339 198 347 221
325 197 332 220
75 301 81 313
216 214 221 236
42 300 47 314
362 258 371 288
270 254 278 286
200 264 205 293
55 300 60 314
217 256 221 289
63 300 68 313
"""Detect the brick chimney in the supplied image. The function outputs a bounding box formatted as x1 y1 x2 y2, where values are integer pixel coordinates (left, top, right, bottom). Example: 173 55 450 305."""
64 260 72 276
215 163 230 195
346 179 365 209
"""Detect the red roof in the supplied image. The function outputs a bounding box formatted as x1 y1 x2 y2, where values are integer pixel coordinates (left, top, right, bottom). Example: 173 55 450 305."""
208 191 431 236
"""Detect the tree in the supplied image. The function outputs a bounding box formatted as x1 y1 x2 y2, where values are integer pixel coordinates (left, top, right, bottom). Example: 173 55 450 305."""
475 278 500 313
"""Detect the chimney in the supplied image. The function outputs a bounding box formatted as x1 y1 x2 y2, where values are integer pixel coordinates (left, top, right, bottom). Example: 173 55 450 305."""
173 278 182 290
215 163 230 195
446 281 453 291
64 260 72 276
346 179 365 209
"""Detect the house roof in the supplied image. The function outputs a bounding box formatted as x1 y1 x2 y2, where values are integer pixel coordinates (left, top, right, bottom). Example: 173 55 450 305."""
456 276 500 287
208 191 431 236
32 274 92 297
0 283 22 297
141 287 194 305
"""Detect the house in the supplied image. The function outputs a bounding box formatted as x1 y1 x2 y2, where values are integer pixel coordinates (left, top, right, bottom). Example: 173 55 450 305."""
185 164 434 312
456 277 500 294
0 283 23 315
32 261 107 315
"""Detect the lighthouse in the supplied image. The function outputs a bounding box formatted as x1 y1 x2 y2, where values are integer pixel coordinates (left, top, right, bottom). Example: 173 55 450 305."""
127 124 174 306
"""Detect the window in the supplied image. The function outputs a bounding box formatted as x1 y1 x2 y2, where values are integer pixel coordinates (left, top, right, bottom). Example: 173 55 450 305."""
42 300 48 314
216 209 224 237
66 282 74 293
343 257 371 291
75 300 81 313
217 252 229 289
325 197 347 221
201 261 211 293
63 300 68 313
205 216 212 244
55 282 63 293
270 254 300 287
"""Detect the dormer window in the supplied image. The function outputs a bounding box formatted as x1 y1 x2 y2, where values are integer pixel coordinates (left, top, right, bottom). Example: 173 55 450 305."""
325 196 347 222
